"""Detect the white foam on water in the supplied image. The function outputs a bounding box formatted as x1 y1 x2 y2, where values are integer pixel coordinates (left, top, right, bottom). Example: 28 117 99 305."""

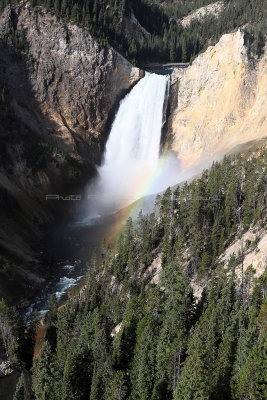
86 72 170 217
55 277 77 299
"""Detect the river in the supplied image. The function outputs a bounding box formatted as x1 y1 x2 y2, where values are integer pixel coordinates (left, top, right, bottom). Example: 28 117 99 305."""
25 72 175 322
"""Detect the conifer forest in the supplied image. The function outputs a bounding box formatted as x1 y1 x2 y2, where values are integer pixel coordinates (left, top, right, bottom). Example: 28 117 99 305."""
0 1 266 399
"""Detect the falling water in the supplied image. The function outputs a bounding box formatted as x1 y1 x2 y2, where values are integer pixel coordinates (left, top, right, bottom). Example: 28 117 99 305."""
104 72 169 170
86 72 170 218
25 72 171 321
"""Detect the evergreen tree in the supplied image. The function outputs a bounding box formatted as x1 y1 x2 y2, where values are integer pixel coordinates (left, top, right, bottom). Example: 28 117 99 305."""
47 293 58 326
32 341 56 400
130 315 158 400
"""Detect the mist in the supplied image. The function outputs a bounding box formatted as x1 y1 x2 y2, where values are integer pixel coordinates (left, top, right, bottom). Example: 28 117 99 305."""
79 72 171 224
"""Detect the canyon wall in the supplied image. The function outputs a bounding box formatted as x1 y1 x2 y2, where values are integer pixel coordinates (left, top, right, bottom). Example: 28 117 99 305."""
0 2 142 167
169 30 267 169
0 2 142 304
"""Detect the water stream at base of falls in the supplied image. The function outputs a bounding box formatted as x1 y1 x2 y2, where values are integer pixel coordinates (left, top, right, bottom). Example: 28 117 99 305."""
25 71 173 322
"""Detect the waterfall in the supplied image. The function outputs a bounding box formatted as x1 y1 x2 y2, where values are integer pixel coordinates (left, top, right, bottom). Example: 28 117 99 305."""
104 72 169 170
86 72 170 219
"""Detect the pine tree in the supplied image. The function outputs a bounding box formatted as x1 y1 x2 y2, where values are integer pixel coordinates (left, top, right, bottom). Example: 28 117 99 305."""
130 315 157 400
234 339 267 399
107 370 128 400
211 329 235 399
13 375 25 400
181 36 187 62
32 341 56 400
174 350 209 400
113 296 143 371
47 293 58 326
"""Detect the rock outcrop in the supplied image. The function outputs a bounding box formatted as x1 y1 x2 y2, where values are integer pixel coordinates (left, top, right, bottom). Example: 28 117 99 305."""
169 30 267 170
179 1 224 28
0 1 142 305
0 2 142 163
0 360 13 377
192 221 267 303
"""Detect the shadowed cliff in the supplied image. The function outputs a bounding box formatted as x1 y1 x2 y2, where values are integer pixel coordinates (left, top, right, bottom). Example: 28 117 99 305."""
0 2 143 305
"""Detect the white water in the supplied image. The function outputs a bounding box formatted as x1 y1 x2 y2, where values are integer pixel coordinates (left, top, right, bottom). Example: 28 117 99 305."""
24 73 172 321
24 261 83 322
85 72 170 219
105 72 169 169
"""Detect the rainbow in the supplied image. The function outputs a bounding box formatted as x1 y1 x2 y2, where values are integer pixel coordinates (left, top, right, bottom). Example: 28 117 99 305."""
104 153 178 245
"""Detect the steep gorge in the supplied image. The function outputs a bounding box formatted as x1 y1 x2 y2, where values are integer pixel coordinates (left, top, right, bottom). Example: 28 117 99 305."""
0 2 143 304
1 2 267 307
0 3 266 400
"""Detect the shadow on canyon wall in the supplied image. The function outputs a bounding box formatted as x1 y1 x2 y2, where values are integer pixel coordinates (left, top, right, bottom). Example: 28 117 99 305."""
0 41 94 306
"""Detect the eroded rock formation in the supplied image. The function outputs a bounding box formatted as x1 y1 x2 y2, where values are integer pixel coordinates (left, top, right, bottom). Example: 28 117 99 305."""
179 1 224 28
169 30 267 169
0 2 142 304
0 2 142 163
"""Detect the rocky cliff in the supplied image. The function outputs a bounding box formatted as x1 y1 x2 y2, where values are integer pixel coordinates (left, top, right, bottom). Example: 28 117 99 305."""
0 2 142 164
0 1 142 305
179 1 224 28
169 29 267 170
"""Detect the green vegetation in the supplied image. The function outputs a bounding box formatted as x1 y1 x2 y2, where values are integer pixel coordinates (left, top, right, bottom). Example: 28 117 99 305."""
24 148 266 399
19 0 267 64
1 0 266 63
0 1 266 396
0 300 36 371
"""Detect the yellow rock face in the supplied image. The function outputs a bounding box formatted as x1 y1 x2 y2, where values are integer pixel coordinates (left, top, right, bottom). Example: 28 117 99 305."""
170 30 267 170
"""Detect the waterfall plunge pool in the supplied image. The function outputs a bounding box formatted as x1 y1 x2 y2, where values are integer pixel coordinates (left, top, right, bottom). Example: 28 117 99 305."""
25 72 184 323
